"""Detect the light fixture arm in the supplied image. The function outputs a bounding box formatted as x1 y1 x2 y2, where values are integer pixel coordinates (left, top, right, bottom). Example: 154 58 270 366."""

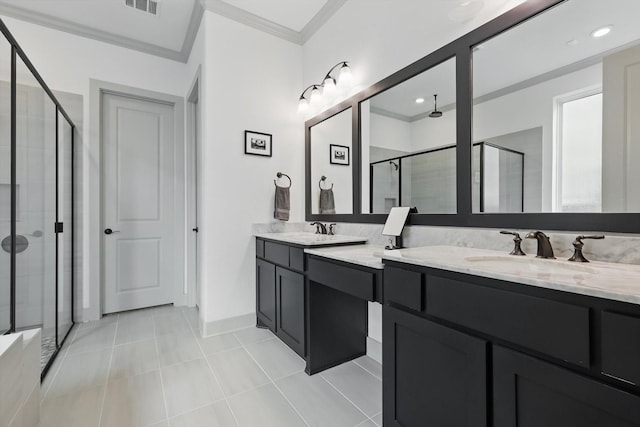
299 84 320 101
322 61 349 82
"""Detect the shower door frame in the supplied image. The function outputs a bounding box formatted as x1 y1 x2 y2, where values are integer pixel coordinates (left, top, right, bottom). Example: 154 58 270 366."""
1 18 76 380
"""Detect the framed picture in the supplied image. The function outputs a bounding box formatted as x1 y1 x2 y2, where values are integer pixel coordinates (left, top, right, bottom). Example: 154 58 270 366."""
244 130 272 157
330 144 350 166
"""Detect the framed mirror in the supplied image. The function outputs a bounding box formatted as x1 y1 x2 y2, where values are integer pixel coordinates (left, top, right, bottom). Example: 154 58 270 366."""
305 0 640 232
307 106 354 217
472 0 640 214
361 57 457 215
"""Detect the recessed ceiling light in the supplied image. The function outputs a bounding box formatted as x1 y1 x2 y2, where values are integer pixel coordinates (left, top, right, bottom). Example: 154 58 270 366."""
415 98 425 104
591 26 613 38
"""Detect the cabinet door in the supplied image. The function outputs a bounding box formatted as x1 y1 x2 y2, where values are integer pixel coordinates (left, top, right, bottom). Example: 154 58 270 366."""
256 259 276 332
383 306 487 427
276 266 305 357
494 346 640 427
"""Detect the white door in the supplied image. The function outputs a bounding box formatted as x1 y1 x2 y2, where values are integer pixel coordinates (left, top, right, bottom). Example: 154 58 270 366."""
102 93 176 314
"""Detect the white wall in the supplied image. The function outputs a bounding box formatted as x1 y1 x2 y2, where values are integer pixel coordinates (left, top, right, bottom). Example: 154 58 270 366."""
198 12 304 326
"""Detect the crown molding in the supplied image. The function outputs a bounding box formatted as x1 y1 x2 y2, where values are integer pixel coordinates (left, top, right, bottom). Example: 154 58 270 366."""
181 1 205 60
300 0 347 44
203 0 346 46
0 1 190 62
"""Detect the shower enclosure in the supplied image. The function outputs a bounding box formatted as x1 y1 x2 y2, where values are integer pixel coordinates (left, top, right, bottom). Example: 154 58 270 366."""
370 142 524 214
0 19 76 377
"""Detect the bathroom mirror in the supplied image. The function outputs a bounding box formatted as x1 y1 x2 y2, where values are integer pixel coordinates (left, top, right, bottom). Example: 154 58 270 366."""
472 0 640 213
361 57 457 215
309 107 353 215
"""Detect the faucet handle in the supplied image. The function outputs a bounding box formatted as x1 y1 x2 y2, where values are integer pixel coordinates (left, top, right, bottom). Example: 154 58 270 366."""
568 235 604 263
328 223 336 235
309 222 321 234
500 230 526 256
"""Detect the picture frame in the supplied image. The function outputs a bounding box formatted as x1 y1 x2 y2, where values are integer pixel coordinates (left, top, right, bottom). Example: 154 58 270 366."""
329 144 350 166
244 130 272 157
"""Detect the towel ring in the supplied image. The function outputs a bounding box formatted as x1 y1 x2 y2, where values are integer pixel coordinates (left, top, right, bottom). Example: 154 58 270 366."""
274 172 291 188
319 175 333 190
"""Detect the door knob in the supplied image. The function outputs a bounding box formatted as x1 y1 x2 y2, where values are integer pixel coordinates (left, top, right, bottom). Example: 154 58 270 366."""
104 228 120 235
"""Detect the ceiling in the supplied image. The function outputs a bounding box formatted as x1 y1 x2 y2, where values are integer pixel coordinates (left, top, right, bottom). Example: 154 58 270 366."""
371 0 640 120
0 0 343 62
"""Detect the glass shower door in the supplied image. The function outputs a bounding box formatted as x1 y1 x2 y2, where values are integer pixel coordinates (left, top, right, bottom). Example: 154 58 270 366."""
15 56 58 369
57 113 73 342
0 37 10 334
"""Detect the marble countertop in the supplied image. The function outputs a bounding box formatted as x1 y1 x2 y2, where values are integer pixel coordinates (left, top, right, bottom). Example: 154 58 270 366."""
255 232 367 247
382 245 640 305
304 244 388 269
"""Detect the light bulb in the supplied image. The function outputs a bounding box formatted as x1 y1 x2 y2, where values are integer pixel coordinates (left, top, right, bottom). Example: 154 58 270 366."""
415 98 425 104
310 86 322 104
298 97 309 112
338 64 352 86
323 77 336 96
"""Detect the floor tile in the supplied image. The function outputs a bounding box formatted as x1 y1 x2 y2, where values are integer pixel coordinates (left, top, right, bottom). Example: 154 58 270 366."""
41 346 68 397
354 419 378 427
68 323 116 354
207 348 270 396
151 305 180 317
245 338 306 380
46 349 111 399
371 412 383 426
181 307 200 332
115 315 155 345
233 327 274 346
118 308 154 322
198 332 242 356
76 315 118 331
100 371 166 427
168 401 237 427
109 339 159 380
277 372 368 427
40 385 104 427
321 362 382 417
161 358 224 417
154 312 193 337
227 383 307 427
354 356 382 380
155 331 202 367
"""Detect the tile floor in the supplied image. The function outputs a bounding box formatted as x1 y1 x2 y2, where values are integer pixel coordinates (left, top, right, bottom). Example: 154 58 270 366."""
39 306 383 427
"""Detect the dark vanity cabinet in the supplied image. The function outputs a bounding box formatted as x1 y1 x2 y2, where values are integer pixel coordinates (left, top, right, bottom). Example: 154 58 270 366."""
383 305 487 427
383 261 640 427
255 238 305 357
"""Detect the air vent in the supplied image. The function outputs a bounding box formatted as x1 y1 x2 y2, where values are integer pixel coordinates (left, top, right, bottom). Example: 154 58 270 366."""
125 0 159 16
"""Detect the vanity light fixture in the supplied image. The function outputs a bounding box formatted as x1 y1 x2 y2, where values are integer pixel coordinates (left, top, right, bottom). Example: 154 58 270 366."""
429 94 443 118
298 61 352 112
591 25 613 38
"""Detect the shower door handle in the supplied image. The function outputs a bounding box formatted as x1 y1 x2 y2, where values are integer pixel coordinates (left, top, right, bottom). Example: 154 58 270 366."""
104 228 120 235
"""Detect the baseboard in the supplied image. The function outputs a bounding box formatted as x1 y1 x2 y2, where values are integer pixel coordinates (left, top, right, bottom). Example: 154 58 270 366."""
200 313 255 338
367 336 382 364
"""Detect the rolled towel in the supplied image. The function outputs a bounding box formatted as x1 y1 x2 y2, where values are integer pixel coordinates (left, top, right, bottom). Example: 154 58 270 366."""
319 188 335 214
274 185 290 221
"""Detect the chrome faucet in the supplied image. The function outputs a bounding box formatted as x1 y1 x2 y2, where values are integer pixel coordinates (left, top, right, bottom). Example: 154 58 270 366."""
310 222 327 234
525 231 555 259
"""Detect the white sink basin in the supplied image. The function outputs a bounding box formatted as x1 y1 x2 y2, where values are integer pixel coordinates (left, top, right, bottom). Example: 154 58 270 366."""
464 255 597 275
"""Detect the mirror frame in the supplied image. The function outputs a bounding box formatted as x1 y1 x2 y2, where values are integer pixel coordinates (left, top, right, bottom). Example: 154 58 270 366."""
306 0 640 232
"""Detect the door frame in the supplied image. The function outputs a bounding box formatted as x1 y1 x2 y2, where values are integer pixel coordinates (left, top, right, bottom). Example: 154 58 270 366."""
89 79 185 319
186 67 200 308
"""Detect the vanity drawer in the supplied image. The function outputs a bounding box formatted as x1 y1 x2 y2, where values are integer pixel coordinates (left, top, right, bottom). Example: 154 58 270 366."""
308 257 375 301
384 266 424 312
601 311 640 385
256 239 265 258
426 274 591 367
264 241 289 266
289 247 305 272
